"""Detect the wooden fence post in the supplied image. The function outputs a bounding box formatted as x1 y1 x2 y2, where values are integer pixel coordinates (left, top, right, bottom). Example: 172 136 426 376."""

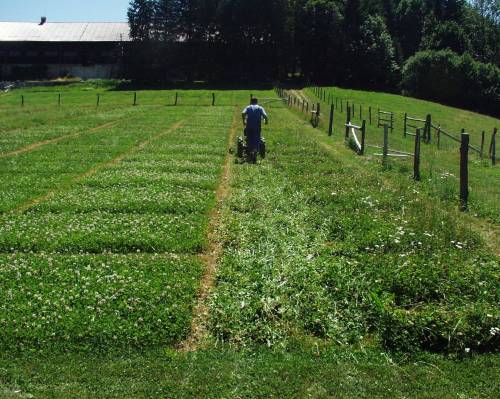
390 113 394 132
491 128 497 166
426 114 432 143
460 133 469 211
97 94 100 107
58 93 61 106
328 104 334 136
340 100 343 113
345 106 351 139
403 113 407 138
317 103 321 116
306 102 309 113
352 103 355 119
383 124 389 165
133 92 137 106
361 120 366 155
302 101 305 113
480 131 485 158
175 92 178 105
21 95 24 106
212 93 215 106
437 126 441 150
369 106 372 125
414 129 421 181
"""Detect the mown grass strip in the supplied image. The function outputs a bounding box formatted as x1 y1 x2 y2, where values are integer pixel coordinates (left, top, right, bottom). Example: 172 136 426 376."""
209 106 498 354
181 107 239 352
0 348 499 398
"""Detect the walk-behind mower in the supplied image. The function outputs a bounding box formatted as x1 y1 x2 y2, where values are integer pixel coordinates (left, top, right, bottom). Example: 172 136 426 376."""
236 128 266 163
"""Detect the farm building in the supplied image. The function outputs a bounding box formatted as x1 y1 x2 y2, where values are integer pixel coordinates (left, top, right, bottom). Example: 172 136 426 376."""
0 18 130 80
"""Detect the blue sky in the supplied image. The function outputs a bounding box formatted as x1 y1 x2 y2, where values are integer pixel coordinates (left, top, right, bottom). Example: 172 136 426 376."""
1 0 130 22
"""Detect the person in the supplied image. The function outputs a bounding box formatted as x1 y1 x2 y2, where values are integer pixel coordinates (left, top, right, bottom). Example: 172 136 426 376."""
242 98 269 162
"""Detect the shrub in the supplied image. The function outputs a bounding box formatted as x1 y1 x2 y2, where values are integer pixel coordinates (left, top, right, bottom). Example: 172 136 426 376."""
402 50 500 117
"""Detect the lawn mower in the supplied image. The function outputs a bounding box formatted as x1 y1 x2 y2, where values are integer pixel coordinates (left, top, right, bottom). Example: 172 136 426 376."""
236 128 266 163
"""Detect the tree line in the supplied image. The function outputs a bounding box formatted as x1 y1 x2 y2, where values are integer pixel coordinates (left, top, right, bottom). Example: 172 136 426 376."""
126 0 500 115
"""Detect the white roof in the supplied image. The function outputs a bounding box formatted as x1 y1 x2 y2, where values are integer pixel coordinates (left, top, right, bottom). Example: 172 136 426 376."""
0 22 131 42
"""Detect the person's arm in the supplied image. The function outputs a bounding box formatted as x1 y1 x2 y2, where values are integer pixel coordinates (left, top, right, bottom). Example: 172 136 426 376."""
261 107 269 124
242 107 248 126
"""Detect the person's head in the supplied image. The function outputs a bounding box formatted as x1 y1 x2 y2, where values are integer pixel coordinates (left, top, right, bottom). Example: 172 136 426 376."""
251 98 258 105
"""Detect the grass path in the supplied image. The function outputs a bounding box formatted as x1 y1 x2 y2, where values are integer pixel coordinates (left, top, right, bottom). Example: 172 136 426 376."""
180 108 238 352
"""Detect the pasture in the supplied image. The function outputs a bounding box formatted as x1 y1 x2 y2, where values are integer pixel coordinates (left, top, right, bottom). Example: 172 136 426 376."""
0 82 498 398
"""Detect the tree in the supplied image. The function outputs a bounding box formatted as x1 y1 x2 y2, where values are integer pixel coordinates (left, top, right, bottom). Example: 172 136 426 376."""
294 0 345 82
128 0 156 41
358 15 400 88
466 0 500 65
421 19 471 54
402 49 500 116
214 0 292 80
153 0 183 41
395 0 426 58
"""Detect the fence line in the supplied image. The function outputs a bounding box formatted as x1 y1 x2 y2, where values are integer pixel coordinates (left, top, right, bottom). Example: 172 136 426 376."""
284 86 499 212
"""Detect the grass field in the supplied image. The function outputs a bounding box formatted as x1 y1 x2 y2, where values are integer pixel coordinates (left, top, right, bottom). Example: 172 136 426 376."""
301 87 499 223
0 82 498 397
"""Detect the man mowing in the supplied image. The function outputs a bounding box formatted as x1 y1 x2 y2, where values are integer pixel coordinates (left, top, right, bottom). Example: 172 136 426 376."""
242 98 269 163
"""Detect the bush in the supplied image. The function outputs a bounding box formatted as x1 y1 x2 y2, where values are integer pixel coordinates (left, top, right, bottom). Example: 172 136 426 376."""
402 50 500 117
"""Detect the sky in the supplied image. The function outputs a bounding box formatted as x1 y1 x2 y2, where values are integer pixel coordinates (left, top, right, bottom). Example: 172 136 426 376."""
1 0 130 22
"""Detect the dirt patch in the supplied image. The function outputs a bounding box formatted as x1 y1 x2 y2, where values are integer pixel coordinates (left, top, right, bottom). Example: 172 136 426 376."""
179 108 239 352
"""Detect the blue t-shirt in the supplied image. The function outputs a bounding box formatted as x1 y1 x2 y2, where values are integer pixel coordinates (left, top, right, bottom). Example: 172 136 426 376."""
242 105 268 130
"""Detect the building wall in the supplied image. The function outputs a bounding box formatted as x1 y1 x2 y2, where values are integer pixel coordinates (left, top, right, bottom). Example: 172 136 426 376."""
1 63 120 79
0 41 125 80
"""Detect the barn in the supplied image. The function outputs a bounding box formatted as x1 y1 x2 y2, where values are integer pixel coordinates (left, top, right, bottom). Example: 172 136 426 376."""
0 18 131 80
